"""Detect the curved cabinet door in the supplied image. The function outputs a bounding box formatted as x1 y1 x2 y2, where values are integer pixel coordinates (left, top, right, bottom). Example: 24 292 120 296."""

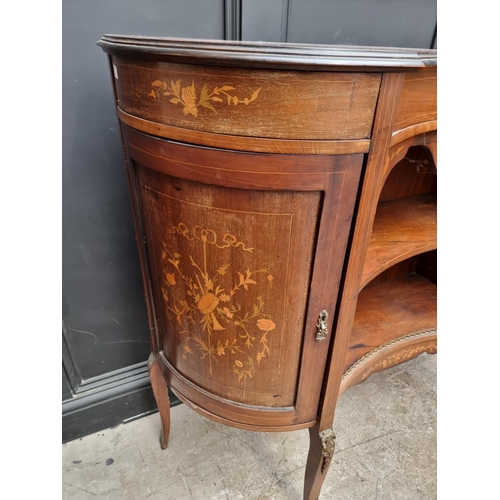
124 126 362 429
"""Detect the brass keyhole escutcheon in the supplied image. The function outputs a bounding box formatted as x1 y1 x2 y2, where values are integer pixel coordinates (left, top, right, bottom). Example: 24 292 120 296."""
316 310 328 342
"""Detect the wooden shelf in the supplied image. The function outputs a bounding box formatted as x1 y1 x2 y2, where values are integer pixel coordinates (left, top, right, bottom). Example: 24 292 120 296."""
360 194 436 289
344 273 437 373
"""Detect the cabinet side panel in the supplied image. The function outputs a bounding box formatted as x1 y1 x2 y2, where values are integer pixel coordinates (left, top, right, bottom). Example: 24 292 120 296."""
393 67 437 132
136 166 321 408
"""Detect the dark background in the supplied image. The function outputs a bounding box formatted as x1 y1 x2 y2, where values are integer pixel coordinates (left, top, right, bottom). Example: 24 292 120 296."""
62 0 437 443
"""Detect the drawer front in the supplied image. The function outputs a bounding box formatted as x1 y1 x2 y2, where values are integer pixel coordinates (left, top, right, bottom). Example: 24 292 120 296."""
112 57 381 140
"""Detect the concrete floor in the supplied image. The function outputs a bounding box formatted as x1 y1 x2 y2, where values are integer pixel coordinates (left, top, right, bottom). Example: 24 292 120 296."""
62 354 436 499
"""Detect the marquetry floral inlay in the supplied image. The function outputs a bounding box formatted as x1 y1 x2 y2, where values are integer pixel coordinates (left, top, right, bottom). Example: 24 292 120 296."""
149 79 261 117
359 341 437 382
161 223 275 382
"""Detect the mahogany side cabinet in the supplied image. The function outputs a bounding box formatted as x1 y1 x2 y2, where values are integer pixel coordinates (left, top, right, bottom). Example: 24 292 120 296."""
98 36 437 499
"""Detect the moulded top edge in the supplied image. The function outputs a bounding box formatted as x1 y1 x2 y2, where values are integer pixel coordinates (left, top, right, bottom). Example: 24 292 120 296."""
97 35 437 72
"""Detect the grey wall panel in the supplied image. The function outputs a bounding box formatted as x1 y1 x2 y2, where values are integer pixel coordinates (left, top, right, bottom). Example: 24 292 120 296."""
243 0 436 48
62 384 160 443
242 0 285 42
62 368 73 400
286 0 436 48
62 0 225 383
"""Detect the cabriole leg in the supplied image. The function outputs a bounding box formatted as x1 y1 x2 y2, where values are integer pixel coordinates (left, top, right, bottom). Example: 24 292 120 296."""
148 353 171 450
303 425 336 500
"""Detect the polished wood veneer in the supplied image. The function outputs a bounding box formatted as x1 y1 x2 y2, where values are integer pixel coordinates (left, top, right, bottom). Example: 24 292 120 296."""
114 58 381 140
99 36 437 500
345 273 437 373
361 194 437 288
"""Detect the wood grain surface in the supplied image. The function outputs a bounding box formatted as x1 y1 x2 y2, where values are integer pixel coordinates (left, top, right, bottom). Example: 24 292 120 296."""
361 194 437 289
345 273 437 371
117 108 371 155
393 67 437 133
340 327 436 394
113 58 381 140
318 72 406 432
378 151 437 202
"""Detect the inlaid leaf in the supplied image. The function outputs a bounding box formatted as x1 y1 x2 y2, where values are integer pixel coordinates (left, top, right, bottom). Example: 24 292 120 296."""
250 88 261 102
171 79 181 96
170 98 180 104
220 85 235 91
200 100 217 113
217 264 230 274
200 84 209 104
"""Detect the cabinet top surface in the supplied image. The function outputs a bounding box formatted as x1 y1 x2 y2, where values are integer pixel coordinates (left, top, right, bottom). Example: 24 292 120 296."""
98 35 437 72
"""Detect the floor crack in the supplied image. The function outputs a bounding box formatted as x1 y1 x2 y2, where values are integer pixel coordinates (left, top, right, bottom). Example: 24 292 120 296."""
335 429 403 455
215 460 230 500
62 481 97 496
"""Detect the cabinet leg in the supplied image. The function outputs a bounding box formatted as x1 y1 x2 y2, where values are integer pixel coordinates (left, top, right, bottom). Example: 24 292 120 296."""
148 353 171 450
303 425 336 500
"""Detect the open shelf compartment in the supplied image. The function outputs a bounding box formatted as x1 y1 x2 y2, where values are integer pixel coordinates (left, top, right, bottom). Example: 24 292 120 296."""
345 272 436 371
361 194 436 289
340 250 437 393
